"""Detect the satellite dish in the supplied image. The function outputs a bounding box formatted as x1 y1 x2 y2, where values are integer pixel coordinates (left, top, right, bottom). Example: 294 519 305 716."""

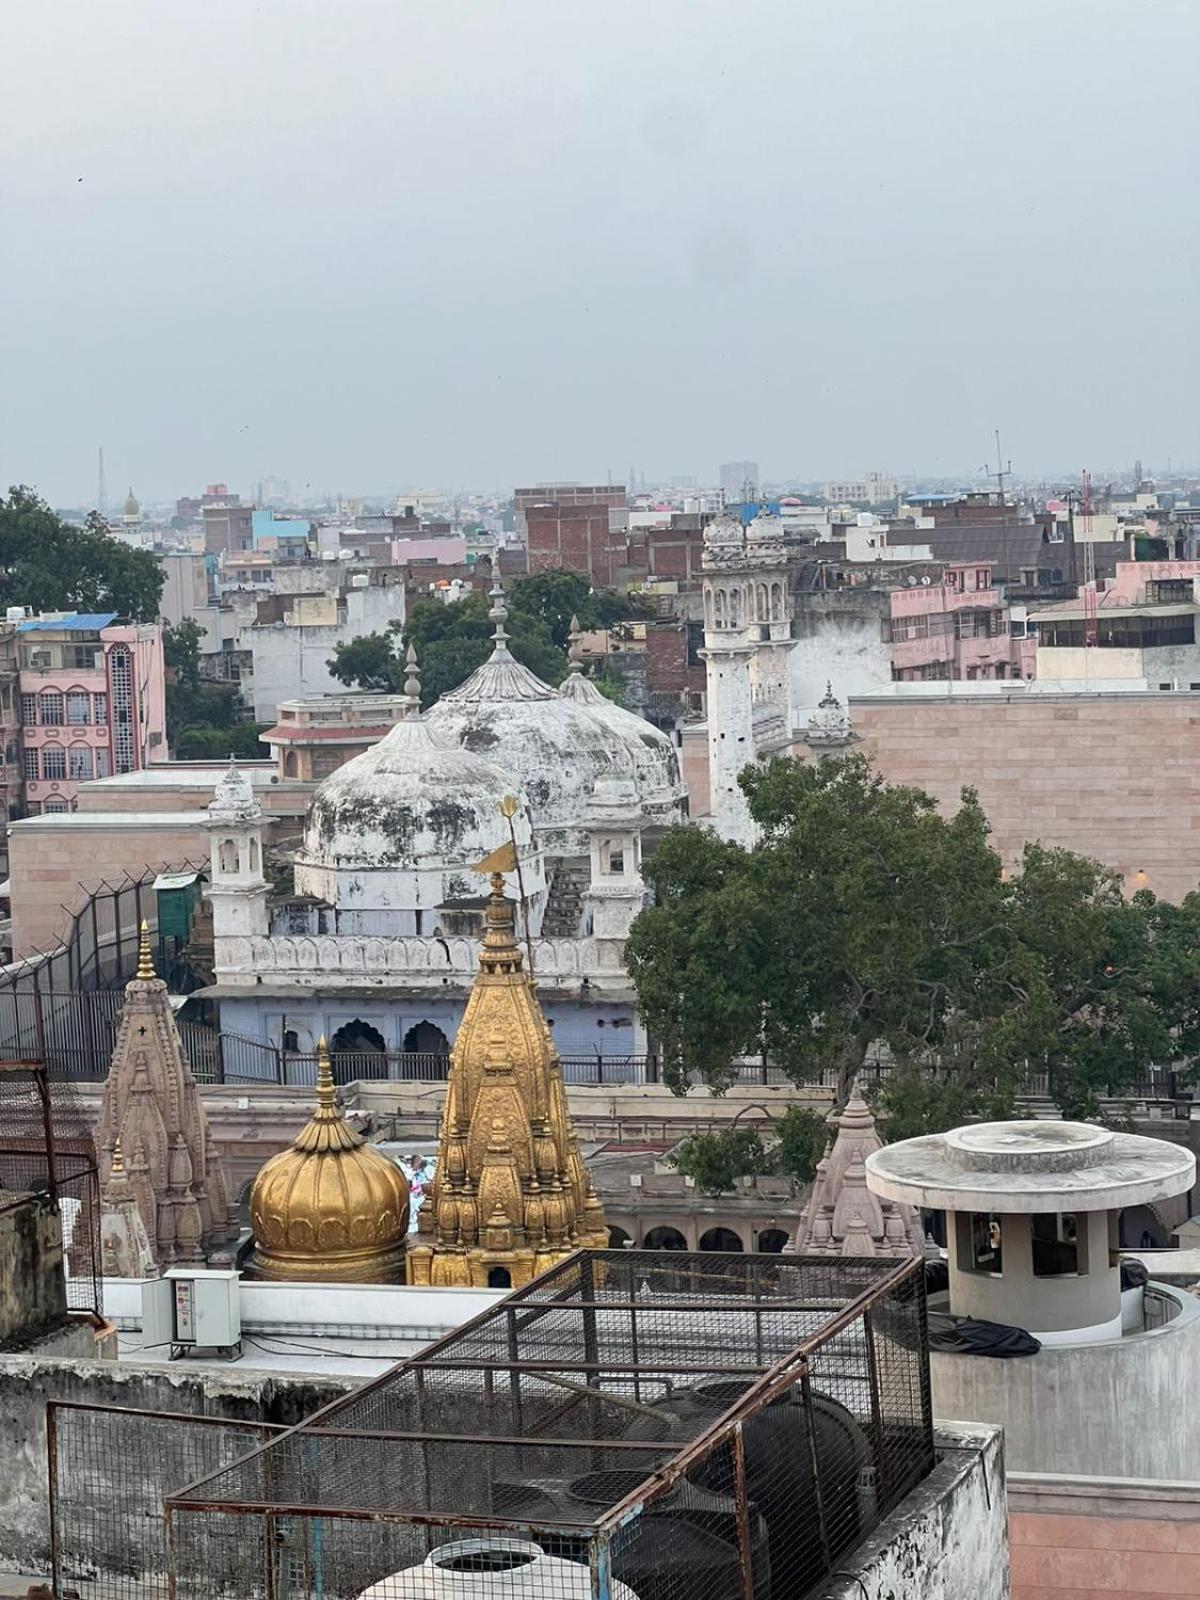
921 576 932 586
905 576 916 586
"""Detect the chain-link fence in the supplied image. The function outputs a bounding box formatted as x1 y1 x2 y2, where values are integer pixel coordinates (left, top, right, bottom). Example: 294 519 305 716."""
151 1250 932 1600
0 1059 100 1315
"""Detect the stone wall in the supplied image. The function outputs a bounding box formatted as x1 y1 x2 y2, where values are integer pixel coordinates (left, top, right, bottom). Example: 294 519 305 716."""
815 1423 1008 1600
0 1193 67 1347
0 1353 351 1573
1008 1471 1200 1600
849 690 1200 901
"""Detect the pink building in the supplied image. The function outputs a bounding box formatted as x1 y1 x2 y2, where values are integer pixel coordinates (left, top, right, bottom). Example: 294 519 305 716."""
885 562 1036 682
18 613 167 814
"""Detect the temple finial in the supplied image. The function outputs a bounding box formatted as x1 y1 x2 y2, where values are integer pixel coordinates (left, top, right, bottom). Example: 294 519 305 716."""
488 580 510 652
111 1137 126 1177
315 1037 337 1111
136 920 155 981
568 614 583 672
403 643 421 717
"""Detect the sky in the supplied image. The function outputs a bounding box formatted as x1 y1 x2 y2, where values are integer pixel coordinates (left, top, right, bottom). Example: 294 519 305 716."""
2 0 1198 505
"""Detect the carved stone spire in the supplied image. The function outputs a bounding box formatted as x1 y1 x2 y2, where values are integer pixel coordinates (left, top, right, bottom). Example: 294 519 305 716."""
785 1085 924 1258
407 873 608 1289
95 937 236 1269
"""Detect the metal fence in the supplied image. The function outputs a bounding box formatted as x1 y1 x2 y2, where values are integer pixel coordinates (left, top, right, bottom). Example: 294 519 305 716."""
0 1059 101 1316
156 1250 933 1600
48 1403 286 1599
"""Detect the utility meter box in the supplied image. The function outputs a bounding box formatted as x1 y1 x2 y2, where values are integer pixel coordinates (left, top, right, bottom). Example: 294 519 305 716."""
141 1268 242 1359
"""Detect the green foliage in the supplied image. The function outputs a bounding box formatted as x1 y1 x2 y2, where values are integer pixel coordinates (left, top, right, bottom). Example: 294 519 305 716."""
0 486 164 622
326 574 649 707
164 619 264 760
772 1105 830 1184
627 751 1200 1132
669 1127 773 1196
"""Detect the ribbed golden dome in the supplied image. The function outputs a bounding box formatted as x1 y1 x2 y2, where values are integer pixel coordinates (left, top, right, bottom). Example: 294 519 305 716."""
247 1040 410 1282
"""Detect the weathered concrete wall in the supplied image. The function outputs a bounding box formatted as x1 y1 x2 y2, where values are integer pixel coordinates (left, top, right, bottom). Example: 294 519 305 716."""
933 1283 1200 1478
815 1423 1008 1600
789 589 893 715
1008 1470 1200 1599
0 1193 67 1347
0 1352 352 1572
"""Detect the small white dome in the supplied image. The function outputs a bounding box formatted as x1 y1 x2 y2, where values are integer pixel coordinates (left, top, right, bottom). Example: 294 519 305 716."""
208 762 260 821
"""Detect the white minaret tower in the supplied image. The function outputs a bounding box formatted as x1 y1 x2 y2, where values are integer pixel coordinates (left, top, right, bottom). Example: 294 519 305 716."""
701 510 760 846
583 774 646 941
205 762 269 948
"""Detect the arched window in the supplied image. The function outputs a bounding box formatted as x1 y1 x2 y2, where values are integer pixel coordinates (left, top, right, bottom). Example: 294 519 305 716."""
757 1227 790 1254
66 689 91 725
247 837 260 872
218 838 238 873
283 750 299 778
488 1266 512 1289
39 691 64 727
714 589 726 626
41 744 66 780
729 588 741 628
756 583 768 622
68 744 93 782
704 589 713 628
644 1225 687 1251
770 581 783 621
699 1226 744 1253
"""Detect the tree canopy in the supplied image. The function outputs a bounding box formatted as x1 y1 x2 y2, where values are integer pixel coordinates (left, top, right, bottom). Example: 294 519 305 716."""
327 571 651 708
164 619 266 761
625 752 1200 1130
0 486 164 622
669 1105 829 1195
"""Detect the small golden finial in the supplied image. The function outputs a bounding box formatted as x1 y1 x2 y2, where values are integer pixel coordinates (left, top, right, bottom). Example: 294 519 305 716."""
315 1036 336 1111
111 1137 126 1177
136 920 155 980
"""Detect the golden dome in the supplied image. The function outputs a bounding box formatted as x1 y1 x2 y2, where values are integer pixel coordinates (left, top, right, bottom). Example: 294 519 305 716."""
248 1039 410 1282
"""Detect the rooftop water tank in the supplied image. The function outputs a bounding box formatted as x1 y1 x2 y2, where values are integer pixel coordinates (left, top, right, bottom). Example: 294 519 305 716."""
357 1538 640 1599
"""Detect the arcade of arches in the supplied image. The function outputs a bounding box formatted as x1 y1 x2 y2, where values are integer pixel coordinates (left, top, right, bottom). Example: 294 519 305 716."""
607 1218 795 1253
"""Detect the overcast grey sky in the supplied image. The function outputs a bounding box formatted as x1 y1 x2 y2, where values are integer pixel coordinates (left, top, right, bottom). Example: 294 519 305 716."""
2 0 1197 504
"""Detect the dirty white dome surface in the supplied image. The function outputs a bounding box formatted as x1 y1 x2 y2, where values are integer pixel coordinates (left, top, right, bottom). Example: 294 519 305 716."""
423 589 633 853
559 665 684 823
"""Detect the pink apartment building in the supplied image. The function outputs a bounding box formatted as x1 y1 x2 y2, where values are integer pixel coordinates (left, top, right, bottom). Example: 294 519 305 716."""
18 613 167 814
884 561 1037 681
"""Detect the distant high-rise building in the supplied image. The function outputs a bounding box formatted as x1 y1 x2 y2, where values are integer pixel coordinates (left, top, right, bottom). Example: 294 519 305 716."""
719 461 759 505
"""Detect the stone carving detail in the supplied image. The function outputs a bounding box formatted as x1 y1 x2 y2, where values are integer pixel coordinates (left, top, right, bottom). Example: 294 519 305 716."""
95 924 237 1270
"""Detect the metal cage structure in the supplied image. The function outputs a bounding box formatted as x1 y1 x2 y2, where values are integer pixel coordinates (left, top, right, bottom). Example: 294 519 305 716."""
161 1250 933 1600
0 1059 101 1316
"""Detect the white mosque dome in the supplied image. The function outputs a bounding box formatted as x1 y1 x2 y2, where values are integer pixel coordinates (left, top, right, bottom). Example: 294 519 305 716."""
423 586 634 854
294 651 543 933
557 622 684 824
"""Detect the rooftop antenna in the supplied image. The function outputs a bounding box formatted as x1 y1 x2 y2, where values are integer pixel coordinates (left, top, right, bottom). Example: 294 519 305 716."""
97 447 107 517
980 430 1012 582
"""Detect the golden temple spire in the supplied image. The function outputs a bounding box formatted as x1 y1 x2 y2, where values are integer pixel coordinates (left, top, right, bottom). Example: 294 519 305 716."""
407 876 608 1289
135 920 156 981
111 1136 127 1177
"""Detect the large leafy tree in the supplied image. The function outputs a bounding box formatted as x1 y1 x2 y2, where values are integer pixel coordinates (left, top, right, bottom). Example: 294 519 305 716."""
0 486 163 622
327 574 649 708
626 752 1200 1128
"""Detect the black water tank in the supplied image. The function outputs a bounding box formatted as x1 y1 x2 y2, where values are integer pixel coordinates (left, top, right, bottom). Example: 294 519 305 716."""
647 1376 869 1599
490 1468 771 1600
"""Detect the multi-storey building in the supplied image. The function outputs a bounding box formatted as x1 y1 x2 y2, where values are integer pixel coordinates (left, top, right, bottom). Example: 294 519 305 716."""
884 562 1036 682
262 692 411 781
18 613 166 813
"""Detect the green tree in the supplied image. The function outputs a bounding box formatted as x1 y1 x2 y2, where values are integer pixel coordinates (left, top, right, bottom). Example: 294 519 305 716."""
163 619 266 760
626 752 1200 1129
669 1127 773 1196
772 1105 830 1185
327 575 648 707
0 486 164 621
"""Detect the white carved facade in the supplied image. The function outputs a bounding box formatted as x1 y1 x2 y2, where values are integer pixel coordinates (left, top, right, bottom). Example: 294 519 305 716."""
700 507 797 846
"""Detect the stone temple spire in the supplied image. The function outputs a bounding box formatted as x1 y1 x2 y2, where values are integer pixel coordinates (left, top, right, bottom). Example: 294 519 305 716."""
95 922 237 1270
403 643 422 719
407 871 609 1288
786 1085 924 1258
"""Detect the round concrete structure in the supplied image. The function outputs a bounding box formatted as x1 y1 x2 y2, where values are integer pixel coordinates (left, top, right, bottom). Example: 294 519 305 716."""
865 1120 1195 1214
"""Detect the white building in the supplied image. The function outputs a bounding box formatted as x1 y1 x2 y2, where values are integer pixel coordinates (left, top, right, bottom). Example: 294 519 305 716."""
206 586 685 1067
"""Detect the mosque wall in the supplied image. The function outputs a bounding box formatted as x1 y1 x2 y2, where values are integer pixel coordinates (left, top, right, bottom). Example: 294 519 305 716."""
218 993 643 1064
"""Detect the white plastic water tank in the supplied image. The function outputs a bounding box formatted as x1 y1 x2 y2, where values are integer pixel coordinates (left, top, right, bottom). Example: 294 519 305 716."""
356 1538 639 1599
